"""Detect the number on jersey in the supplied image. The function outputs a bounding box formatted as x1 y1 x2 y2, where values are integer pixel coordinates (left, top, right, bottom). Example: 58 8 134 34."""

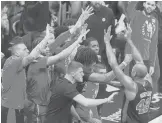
136 97 151 114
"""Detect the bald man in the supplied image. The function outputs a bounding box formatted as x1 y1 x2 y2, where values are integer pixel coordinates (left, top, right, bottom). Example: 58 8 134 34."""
104 26 153 123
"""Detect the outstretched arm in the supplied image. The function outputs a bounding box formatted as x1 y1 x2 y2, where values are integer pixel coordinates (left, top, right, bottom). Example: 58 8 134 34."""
21 24 53 68
73 92 118 107
88 62 128 84
124 24 144 64
87 26 132 84
105 26 136 92
47 29 90 66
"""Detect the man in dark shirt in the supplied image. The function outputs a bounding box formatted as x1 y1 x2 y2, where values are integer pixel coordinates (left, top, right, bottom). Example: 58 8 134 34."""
46 61 117 123
26 23 90 123
85 1 115 70
105 24 153 123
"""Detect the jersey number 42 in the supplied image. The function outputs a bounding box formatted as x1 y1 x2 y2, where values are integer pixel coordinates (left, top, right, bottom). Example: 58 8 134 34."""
136 97 151 114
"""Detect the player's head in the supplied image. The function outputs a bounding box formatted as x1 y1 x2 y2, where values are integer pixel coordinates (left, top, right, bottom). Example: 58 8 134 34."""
93 63 106 74
131 63 148 79
9 36 29 57
67 61 84 82
74 47 98 68
143 1 156 14
84 37 99 55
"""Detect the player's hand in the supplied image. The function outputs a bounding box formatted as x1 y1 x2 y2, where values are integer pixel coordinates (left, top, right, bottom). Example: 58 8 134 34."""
124 24 132 40
124 54 133 65
45 24 55 44
104 26 113 44
76 6 94 28
80 23 88 40
77 29 90 43
106 92 119 103
149 66 154 76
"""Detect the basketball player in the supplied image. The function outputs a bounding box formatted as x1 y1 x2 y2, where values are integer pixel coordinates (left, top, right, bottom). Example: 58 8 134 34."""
104 25 153 123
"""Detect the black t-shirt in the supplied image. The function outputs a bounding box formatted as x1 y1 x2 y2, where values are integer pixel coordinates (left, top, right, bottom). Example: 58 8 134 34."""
85 5 115 54
121 81 152 123
76 66 92 93
46 78 79 123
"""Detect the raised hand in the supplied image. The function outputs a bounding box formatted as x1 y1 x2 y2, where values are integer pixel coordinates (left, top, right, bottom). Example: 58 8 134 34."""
149 66 154 76
77 29 90 43
80 23 88 40
104 26 113 44
124 54 133 65
45 24 55 44
124 23 132 41
76 6 94 28
106 92 119 103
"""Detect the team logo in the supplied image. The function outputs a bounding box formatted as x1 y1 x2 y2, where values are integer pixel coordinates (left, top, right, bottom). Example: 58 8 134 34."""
142 19 156 41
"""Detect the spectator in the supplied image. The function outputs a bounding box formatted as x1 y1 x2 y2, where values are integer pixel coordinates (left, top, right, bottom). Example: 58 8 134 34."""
25 23 90 123
125 1 160 93
1 34 49 123
85 1 115 71
1 6 12 58
46 61 118 123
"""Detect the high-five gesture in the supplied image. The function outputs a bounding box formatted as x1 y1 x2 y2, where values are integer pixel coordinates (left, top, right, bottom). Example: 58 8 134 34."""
45 24 55 42
104 26 113 44
124 24 132 41
75 6 93 28
77 28 90 43
70 6 93 34
123 54 133 65
106 92 119 103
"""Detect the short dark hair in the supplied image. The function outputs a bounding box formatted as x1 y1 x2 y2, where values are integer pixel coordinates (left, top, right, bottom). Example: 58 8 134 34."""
136 1 157 11
67 61 83 73
83 37 98 46
74 47 98 66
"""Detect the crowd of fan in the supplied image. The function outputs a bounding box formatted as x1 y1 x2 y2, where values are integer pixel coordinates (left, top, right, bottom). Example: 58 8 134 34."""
1 1 162 123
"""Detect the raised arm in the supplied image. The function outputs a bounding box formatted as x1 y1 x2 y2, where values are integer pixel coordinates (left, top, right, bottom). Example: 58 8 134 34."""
21 24 53 68
88 62 128 84
50 6 93 54
46 29 90 66
105 26 136 92
125 24 144 64
87 26 132 84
